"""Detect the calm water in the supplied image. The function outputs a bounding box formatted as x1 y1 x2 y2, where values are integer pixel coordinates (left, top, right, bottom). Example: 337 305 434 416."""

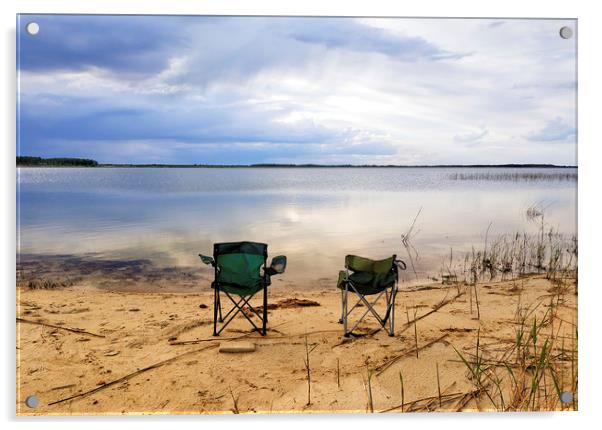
17 167 577 285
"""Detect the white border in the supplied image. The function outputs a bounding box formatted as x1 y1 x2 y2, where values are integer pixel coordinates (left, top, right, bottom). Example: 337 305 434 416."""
3 1 601 429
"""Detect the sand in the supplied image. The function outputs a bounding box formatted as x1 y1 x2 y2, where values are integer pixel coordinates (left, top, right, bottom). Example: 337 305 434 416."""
16 274 577 415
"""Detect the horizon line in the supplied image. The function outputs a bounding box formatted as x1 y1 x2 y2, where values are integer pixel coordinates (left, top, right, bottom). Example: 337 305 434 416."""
15 156 578 168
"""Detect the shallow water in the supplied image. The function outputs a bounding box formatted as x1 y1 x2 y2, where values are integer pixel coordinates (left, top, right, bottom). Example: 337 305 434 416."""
17 167 577 285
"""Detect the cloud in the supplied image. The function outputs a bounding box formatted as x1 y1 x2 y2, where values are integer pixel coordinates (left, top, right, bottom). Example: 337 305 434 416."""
17 16 577 165
488 21 506 28
287 18 467 61
18 16 467 85
527 117 576 143
454 128 489 144
19 94 340 144
18 15 188 77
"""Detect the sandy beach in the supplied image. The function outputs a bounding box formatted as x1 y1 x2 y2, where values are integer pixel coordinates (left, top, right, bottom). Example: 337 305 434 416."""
16 270 577 415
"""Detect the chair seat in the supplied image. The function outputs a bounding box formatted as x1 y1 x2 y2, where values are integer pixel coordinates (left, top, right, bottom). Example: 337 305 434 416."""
337 270 396 295
212 279 269 296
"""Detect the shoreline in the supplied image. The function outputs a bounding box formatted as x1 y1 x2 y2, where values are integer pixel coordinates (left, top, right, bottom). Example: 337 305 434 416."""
17 253 441 293
17 164 578 169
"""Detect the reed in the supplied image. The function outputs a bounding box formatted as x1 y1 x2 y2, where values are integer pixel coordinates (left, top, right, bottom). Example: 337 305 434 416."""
453 294 577 411
449 171 577 182
447 228 576 287
303 334 312 406
428 204 579 411
399 372 405 412
336 358 340 389
413 307 419 358
473 283 480 320
229 386 240 414
401 207 422 280
571 320 577 410
436 363 442 407
453 328 498 408
366 365 374 413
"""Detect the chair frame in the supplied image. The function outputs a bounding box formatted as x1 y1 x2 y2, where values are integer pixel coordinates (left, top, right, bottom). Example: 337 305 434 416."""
339 257 404 337
211 243 269 336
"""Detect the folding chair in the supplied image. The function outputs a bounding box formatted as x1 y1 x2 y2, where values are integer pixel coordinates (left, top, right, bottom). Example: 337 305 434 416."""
199 241 286 336
337 254 406 337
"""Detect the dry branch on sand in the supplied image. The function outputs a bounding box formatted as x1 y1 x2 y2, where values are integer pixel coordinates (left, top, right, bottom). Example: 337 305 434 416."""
375 333 450 376
16 317 105 338
49 343 220 405
242 298 321 317
398 292 464 334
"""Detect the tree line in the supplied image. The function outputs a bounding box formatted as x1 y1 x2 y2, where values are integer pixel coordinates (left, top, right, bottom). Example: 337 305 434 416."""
17 156 99 167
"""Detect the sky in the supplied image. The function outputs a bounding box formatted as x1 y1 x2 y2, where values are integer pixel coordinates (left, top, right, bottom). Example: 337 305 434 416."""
17 15 577 165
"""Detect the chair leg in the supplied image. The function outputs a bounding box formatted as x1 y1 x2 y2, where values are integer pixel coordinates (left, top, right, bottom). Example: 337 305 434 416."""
213 287 218 336
345 286 391 336
218 290 223 322
217 292 262 336
338 288 344 324
262 285 267 336
389 289 395 337
343 286 349 337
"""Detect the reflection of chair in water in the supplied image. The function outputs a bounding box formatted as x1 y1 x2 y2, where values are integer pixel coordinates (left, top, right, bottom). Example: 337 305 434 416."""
199 241 287 336
337 255 406 337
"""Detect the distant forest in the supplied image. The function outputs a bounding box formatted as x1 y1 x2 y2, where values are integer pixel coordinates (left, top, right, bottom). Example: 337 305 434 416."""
17 156 99 167
16 156 576 169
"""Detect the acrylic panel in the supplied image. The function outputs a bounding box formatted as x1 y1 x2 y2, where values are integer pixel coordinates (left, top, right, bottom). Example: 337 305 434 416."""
16 15 578 415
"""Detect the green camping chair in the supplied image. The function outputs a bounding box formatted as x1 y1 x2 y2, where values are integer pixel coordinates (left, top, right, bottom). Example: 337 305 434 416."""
337 254 406 337
199 241 286 336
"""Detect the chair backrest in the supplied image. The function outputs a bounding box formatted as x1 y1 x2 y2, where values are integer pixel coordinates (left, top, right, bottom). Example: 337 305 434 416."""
345 254 396 274
214 241 268 288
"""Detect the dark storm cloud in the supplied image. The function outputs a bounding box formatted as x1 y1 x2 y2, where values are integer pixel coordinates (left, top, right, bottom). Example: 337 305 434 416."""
18 15 187 76
19 15 465 79
19 94 337 144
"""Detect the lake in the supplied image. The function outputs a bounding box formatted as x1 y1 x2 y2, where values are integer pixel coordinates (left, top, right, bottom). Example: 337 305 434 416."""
17 167 577 287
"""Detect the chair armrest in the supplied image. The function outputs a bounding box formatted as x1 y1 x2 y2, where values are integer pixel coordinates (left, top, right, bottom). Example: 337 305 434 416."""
265 255 287 276
199 254 215 266
336 270 348 289
394 259 407 270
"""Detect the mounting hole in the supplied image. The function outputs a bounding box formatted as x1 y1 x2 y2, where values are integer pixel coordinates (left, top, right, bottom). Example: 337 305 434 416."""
559 26 573 39
560 391 573 403
26 22 40 35
25 395 39 408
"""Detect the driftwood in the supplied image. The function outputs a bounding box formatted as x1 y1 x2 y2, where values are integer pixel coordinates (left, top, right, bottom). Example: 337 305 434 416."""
330 328 383 347
49 343 219 405
16 317 105 338
374 333 450 376
379 385 481 413
422 381 455 411
50 383 77 391
170 329 340 345
379 383 458 413
454 388 483 411
380 393 464 413
398 292 464 334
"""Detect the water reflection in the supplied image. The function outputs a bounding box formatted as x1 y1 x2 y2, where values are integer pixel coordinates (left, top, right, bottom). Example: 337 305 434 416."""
17 168 577 286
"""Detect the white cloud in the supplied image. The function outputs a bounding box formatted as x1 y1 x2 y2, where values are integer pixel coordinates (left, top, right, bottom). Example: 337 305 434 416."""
527 117 576 143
